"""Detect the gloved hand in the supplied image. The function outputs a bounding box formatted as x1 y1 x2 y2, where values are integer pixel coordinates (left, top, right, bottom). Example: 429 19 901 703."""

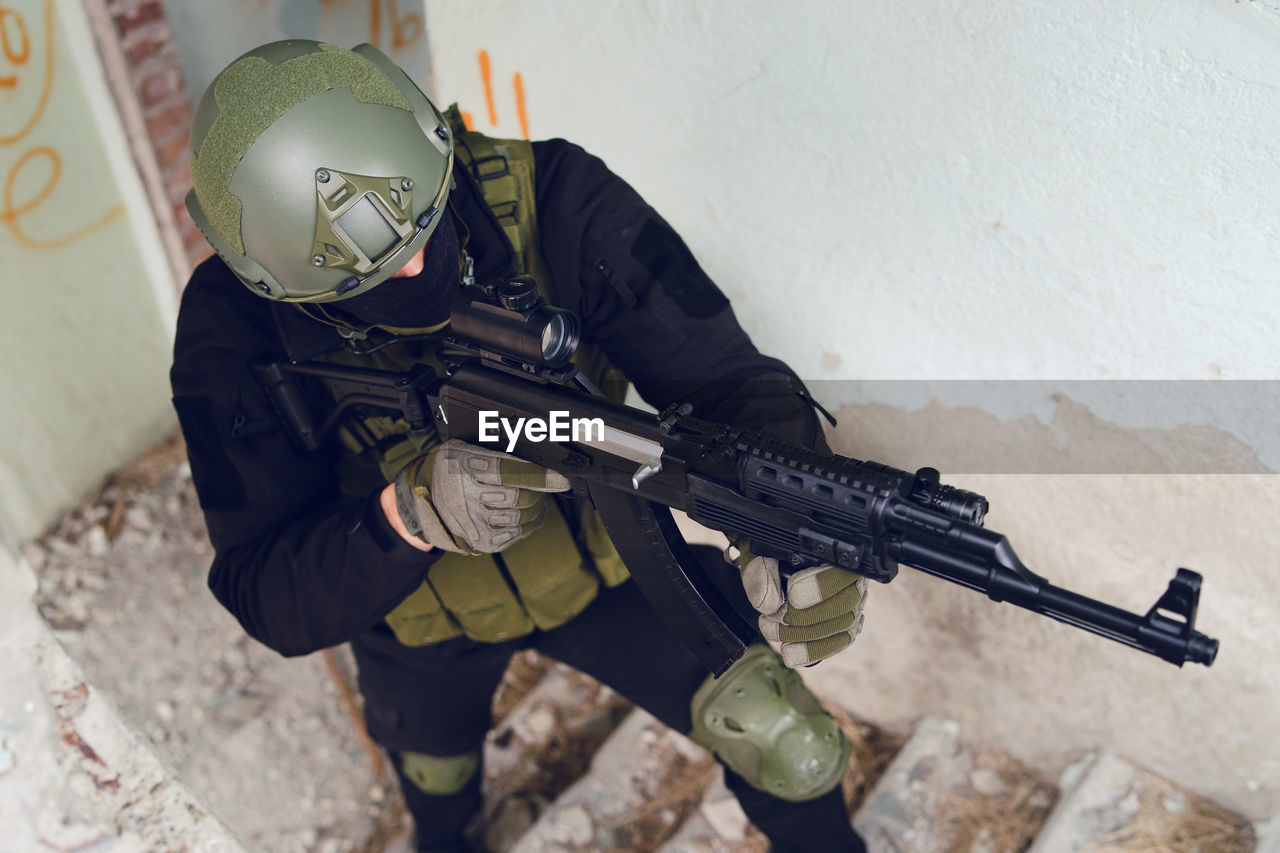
731 541 868 668
393 439 571 554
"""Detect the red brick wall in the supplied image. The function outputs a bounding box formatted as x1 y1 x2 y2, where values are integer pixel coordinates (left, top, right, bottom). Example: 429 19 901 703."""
101 0 209 272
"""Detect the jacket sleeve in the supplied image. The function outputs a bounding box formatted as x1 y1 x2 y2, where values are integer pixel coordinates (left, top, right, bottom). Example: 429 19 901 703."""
532 139 829 451
169 264 439 657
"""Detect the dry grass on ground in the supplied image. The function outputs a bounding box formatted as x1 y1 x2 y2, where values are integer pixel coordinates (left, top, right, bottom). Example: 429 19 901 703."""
601 753 720 851
929 748 1057 853
1087 767 1255 853
831 704 910 815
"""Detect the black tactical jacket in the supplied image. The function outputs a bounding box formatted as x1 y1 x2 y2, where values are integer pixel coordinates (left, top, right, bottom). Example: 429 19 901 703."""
171 139 826 658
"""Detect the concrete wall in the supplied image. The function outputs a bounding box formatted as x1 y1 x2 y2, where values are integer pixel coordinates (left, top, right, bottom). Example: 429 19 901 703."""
0 0 176 543
0 547 246 851
85 0 211 280
0 0 435 544
160 0 432 112
424 0 1280 818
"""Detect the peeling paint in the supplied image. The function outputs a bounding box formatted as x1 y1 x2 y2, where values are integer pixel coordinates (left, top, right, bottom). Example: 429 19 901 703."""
827 393 1272 474
51 683 89 719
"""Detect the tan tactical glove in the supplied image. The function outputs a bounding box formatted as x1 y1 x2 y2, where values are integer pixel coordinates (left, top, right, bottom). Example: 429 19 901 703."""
732 541 868 668
393 439 571 554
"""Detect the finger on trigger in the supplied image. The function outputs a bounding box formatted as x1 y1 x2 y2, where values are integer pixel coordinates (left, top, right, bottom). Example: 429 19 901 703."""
496 457 571 492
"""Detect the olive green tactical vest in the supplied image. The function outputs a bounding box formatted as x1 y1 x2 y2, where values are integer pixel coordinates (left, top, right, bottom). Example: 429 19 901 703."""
317 109 630 647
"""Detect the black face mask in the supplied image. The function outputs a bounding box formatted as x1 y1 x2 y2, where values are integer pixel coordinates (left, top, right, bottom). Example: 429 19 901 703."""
339 209 461 329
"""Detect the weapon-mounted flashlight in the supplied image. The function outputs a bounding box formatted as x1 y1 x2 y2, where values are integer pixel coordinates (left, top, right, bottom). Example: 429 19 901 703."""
911 466 989 526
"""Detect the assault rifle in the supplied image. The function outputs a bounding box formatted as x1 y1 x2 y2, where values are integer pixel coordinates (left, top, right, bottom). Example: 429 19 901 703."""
256 278 1220 676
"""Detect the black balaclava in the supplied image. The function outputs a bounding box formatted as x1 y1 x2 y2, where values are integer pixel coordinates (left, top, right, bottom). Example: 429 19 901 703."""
339 208 461 329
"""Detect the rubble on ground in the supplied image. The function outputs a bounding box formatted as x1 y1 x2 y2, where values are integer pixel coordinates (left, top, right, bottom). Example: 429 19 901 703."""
26 433 396 853
18 432 1262 852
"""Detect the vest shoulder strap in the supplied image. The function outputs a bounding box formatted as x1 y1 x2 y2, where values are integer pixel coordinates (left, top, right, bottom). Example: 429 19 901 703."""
443 105 551 293
441 105 627 404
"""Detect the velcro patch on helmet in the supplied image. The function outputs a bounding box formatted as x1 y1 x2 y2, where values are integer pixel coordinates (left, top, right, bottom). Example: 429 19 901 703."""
191 43 413 256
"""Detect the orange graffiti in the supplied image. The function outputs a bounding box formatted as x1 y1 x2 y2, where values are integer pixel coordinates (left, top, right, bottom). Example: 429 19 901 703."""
386 0 421 50
513 72 529 141
0 0 51 144
368 0 423 52
460 110 474 131
0 0 124 250
0 1 30 89
478 49 498 126
2 146 123 249
468 52 531 141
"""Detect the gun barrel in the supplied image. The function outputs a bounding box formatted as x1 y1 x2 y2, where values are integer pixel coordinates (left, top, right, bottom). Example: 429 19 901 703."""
897 533 1218 667
1034 581 1218 666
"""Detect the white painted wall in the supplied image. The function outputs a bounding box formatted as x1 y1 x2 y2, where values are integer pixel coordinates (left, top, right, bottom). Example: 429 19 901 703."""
426 0 1279 384
0 1 177 543
425 0 1280 818
161 0 433 112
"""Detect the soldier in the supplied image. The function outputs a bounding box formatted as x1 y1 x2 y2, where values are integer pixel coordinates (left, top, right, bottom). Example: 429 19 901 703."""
172 40 869 853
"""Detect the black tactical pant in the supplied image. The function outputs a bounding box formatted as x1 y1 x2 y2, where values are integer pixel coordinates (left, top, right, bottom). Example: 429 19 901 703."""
350 547 867 853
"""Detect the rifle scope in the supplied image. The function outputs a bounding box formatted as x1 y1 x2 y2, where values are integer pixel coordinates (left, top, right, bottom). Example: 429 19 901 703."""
450 278 580 368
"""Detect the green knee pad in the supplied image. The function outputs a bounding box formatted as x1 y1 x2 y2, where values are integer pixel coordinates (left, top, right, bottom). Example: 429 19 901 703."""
397 748 481 796
689 644 849 802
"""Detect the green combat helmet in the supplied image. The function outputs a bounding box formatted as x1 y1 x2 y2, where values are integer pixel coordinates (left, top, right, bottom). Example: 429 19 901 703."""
186 40 453 301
